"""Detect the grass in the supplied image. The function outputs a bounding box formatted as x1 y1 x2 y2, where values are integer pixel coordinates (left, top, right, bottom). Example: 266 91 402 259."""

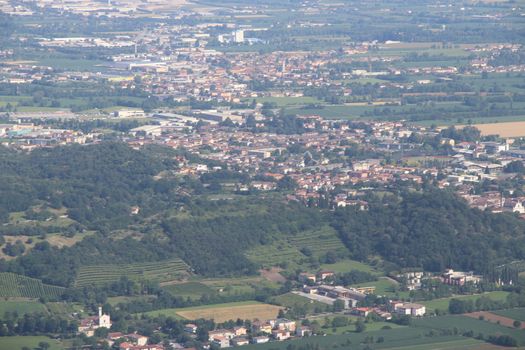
0 301 47 316
162 282 215 300
271 292 329 314
421 291 510 313
492 307 525 322
143 301 283 322
0 336 63 350
319 259 381 275
350 277 402 297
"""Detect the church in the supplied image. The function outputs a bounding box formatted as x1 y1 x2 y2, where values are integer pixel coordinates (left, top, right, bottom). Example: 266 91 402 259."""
78 307 112 337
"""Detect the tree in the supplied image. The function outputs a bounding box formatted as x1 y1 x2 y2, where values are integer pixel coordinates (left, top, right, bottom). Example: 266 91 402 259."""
513 320 521 328
355 319 366 333
38 341 50 350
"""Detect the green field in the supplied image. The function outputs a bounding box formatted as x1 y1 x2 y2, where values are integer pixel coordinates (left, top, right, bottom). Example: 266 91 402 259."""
74 258 189 287
0 301 47 316
0 273 65 299
413 315 525 345
239 327 487 350
319 259 381 275
162 282 215 300
492 307 525 322
0 336 63 350
421 291 510 313
350 277 408 298
271 292 329 314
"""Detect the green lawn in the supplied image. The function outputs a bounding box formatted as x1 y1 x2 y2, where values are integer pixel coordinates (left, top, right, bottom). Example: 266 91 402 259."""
421 291 510 313
0 336 63 350
0 300 47 316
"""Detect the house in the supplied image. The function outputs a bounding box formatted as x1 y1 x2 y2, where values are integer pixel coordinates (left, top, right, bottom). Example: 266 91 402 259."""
275 318 296 332
233 326 247 336
209 329 235 341
212 335 230 348
296 326 312 337
78 307 112 337
317 270 335 280
251 336 270 344
251 320 273 334
298 272 316 284
393 303 426 316
125 333 148 346
119 343 164 350
231 337 249 346
272 329 291 341
184 324 198 334
352 307 371 317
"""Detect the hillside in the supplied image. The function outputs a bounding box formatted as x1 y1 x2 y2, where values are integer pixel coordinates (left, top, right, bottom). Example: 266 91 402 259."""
332 189 525 272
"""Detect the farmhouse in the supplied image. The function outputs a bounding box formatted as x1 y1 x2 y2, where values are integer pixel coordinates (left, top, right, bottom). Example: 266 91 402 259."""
251 336 270 344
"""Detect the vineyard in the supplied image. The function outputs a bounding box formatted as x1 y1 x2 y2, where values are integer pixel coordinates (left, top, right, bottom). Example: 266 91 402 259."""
245 225 348 269
0 273 65 299
74 258 190 287
287 226 347 257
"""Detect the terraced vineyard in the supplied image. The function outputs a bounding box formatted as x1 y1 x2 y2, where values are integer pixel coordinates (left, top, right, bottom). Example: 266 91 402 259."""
0 273 65 299
246 225 348 268
288 226 347 257
74 258 190 287
245 242 305 268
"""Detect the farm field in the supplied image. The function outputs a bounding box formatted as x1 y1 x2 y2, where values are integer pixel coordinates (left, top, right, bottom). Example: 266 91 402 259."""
74 258 189 287
0 300 47 316
465 311 525 329
240 327 488 350
469 121 525 137
162 282 215 300
0 336 63 350
492 308 525 322
0 272 65 299
143 301 283 322
413 315 525 345
420 291 510 313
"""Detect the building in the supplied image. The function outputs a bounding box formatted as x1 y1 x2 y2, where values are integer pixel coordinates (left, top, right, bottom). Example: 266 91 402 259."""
441 269 482 286
392 302 426 316
78 307 112 337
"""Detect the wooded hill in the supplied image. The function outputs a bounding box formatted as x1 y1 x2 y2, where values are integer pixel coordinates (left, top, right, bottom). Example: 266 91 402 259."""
0 143 524 289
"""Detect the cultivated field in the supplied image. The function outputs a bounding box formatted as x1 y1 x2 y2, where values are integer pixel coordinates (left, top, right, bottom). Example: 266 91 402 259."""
0 273 65 299
470 121 525 137
144 301 284 322
0 301 47 315
0 336 62 350
493 308 525 322
421 291 509 313
74 258 189 287
465 311 525 329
